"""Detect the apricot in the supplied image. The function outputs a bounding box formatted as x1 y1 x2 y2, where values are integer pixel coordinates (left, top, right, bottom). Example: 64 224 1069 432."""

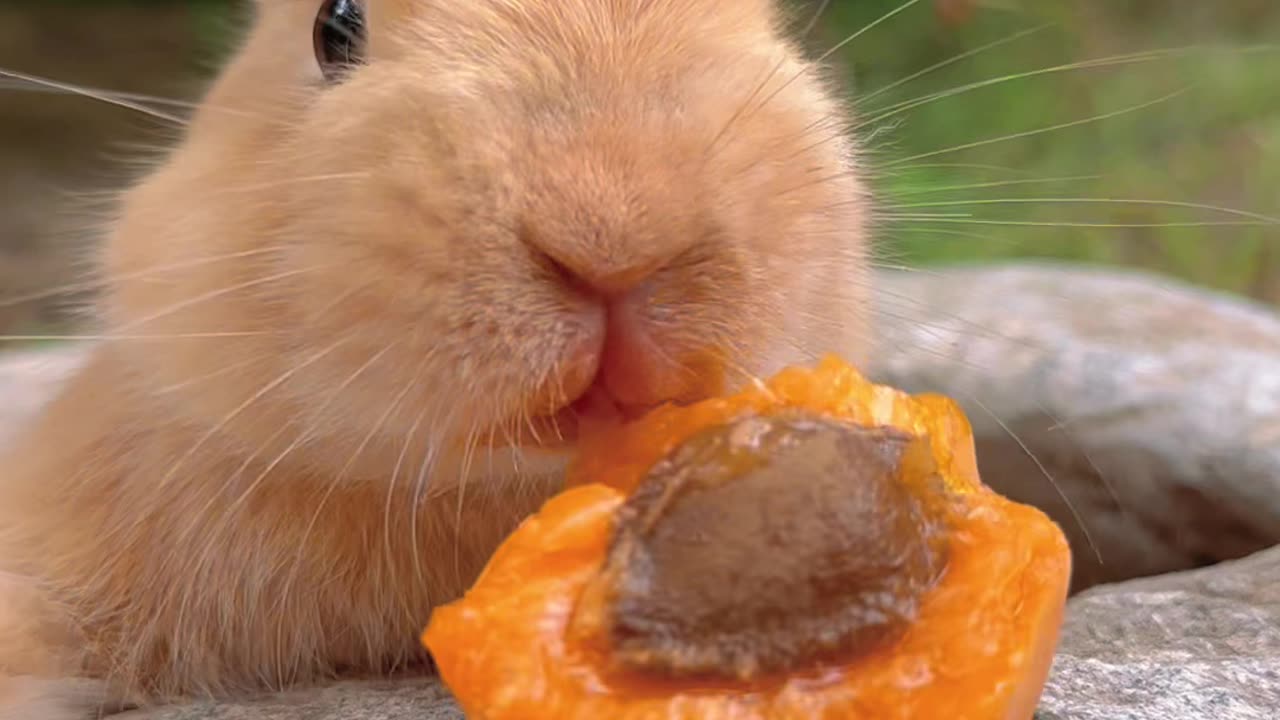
422 355 1072 720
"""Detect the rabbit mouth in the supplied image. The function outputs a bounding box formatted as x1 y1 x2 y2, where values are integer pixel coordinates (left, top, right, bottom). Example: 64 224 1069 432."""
506 381 658 451
499 343 727 452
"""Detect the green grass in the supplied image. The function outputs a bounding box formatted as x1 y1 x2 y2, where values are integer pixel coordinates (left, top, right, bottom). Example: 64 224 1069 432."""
810 0 1280 301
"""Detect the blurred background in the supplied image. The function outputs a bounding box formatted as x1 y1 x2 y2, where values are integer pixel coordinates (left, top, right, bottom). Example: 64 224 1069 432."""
1 0 1278 342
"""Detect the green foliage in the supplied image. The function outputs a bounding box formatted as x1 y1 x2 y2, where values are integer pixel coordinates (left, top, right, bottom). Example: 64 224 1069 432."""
810 0 1280 300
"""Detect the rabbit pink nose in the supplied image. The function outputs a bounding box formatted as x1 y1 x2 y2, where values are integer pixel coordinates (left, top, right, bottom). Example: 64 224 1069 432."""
596 285 680 414
519 286 725 449
547 281 722 426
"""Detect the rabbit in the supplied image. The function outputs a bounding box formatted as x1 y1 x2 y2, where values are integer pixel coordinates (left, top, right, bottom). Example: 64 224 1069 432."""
0 0 873 716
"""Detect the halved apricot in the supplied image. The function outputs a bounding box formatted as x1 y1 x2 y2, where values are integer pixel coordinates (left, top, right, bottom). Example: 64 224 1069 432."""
423 355 1071 720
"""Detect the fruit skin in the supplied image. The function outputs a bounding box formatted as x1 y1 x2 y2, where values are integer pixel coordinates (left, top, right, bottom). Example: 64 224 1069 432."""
422 355 1073 720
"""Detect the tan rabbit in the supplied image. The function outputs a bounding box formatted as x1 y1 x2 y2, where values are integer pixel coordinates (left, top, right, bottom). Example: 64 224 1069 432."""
0 0 873 716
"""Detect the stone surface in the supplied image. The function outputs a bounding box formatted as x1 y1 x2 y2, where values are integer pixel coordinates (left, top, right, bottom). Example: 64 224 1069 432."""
1035 544 1280 720
868 263 1280 591
116 680 462 720
2 263 1278 719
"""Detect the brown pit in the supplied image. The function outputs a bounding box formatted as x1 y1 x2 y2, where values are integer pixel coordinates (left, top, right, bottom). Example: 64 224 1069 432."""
593 413 950 682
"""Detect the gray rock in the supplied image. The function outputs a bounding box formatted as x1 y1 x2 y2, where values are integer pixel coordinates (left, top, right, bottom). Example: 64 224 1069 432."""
2 262 1278 719
116 680 461 720
1035 544 1280 720
868 263 1280 591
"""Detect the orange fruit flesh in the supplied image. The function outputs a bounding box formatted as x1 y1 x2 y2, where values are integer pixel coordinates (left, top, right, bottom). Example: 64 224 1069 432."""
423 355 1072 720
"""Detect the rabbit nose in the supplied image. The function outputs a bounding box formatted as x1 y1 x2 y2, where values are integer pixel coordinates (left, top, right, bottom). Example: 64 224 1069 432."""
553 280 715 421
596 282 685 414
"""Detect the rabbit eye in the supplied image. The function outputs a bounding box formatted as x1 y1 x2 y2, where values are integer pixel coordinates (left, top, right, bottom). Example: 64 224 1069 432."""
314 0 367 81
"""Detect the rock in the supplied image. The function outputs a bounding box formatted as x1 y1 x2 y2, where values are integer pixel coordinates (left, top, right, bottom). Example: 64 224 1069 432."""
1035 543 1280 720
2 262 1279 719
115 680 462 720
868 263 1280 591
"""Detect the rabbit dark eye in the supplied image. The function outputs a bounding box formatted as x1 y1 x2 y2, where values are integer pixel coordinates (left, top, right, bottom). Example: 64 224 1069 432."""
314 0 367 81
